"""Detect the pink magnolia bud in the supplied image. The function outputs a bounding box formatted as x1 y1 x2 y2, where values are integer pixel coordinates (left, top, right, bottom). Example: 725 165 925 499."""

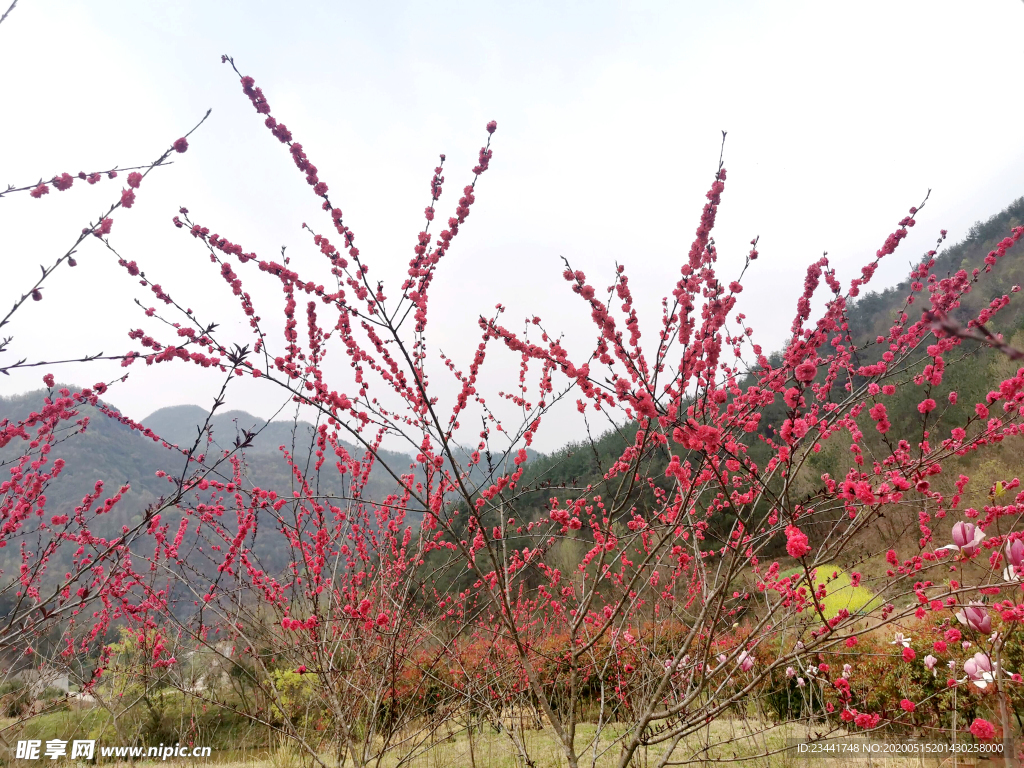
963 652 995 689
1006 539 1024 581
956 603 992 634
1008 538 1024 566
952 521 975 547
948 521 985 557
951 522 968 546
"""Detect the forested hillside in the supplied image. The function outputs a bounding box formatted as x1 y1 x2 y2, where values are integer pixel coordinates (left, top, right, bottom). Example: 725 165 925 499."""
484 196 1024 566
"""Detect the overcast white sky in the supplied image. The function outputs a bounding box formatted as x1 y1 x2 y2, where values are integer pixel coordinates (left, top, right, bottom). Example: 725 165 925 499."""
1 1 1023 453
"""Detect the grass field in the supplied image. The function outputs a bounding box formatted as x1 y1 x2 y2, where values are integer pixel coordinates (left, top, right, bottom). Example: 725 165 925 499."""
803 564 882 620
2 715 998 768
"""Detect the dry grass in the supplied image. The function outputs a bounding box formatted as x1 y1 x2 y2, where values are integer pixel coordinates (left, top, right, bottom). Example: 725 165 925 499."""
3 710 1001 768
36 720 998 768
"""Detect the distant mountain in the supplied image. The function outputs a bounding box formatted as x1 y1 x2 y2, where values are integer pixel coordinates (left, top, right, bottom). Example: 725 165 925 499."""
141 402 415 473
0 390 545 542
0 392 418 580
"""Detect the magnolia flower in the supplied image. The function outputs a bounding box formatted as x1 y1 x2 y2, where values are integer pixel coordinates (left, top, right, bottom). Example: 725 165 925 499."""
938 521 985 558
786 666 796 678
718 653 728 665
962 641 973 651
924 655 938 676
842 664 852 677
738 651 754 672
956 603 992 634
964 653 991 679
962 652 1011 690
891 632 912 648
1004 539 1024 582
796 677 806 688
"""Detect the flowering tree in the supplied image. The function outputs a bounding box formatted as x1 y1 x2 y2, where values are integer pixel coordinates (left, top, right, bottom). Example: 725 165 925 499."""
4 51 1024 768
0 112 252 727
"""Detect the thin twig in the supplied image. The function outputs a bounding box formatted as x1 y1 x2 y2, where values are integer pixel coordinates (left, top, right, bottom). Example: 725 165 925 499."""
0 0 18 28
926 310 1024 360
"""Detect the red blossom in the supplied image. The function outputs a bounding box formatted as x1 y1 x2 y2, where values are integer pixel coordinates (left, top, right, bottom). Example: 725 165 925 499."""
794 361 817 382
52 172 74 191
785 525 810 559
969 718 995 741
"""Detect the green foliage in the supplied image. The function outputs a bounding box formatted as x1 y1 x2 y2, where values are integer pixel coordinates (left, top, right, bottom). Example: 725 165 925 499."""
268 669 320 725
